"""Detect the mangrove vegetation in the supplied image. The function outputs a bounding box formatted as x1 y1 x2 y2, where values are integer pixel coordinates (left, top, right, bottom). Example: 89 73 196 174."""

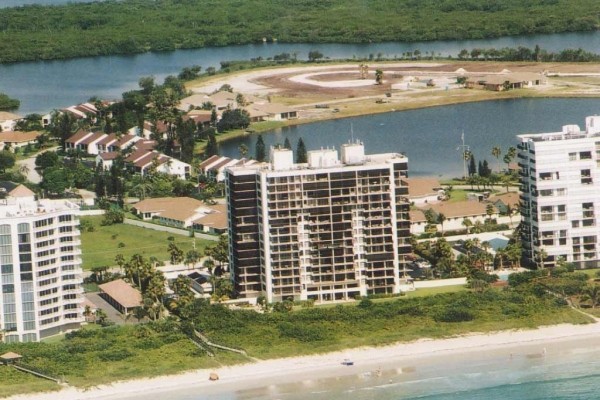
1 0 600 63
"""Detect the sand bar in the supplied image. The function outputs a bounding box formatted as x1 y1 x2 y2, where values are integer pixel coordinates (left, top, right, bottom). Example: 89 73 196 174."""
9 321 600 400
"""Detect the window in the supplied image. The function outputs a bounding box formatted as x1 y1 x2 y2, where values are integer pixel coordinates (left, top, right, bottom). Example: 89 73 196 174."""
580 151 592 160
569 152 577 161
581 169 592 185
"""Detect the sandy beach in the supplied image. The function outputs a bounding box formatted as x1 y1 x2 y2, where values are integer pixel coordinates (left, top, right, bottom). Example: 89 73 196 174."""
9 321 600 400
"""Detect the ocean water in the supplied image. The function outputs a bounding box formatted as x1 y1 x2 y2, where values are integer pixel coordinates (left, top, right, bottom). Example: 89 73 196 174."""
126 338 600 400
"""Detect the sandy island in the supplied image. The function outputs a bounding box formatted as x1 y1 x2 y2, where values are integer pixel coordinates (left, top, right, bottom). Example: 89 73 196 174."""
9 321 600 400
187 61 600 130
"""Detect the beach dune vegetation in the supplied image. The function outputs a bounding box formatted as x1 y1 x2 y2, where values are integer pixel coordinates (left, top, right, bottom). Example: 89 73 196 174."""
0 270 594 396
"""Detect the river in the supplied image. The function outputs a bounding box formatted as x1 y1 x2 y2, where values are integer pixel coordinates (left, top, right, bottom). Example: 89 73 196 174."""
2 29 600 114
218 98 600 179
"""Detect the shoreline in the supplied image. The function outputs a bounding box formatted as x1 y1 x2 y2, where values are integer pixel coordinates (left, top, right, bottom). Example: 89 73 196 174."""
191 60 600 149
9 321 600 400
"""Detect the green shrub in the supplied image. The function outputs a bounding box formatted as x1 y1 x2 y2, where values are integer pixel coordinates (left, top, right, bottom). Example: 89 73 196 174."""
434 308 475 323
98 349 133 362
278 322 331 342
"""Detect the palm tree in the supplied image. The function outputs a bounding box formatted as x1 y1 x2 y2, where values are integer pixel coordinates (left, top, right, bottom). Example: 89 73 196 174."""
168 242 184 265
505 204 515 226
581 284 600 308
18 163 30 177
536 247 548 270
491 146 502 172
203 258 215 275
437 213 447 236
462 218 473 235
486 204 495 223
185 249 200 270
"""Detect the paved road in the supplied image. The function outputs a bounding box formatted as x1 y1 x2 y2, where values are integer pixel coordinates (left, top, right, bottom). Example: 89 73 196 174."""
16 147 59 184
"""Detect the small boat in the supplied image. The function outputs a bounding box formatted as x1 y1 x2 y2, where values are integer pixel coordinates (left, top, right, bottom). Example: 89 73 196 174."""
342 358 354 366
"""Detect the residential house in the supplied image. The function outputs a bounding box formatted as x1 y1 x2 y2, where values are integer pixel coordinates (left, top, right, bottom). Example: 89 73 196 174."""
98 279 142 315
0 131 41 151
192 203 228 234
245 103 298 121
184 111 212 129
132 197 225 230
198 155 260 182
126 150 190 179
406 177 444 205
0 112 23 132
465 73 545 91
62 101 113 122
413 200 502 234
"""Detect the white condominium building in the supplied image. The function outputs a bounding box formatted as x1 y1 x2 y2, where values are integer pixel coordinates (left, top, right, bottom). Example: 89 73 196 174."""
225 141 411 303
518 115 600 268
0 184 84 343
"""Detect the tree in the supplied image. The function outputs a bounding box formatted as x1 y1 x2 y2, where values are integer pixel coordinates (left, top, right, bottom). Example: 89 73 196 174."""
437 213 447 236
536 247 548 270
50 111 78 149
145 271 166 320
94 309 109 326
505 204 516 226
296 137 307 163
468 154 477 176
35 151 59 171
205 131 219 158
184 249 200 269
491 146 502 172
581 284 600 308
462 218 473 234
283 137 291 150
486 204 495 222
255 135 266 162
238 143 249 158
132 306 147 322
0 150 15 173
205 235 229 269
308 50 323 62
375 69 383 85
0 93 20 110
169 274 195 311
216 109 250 132
176 118 196 163
168 242 184 265
41 168 70 196
504 146 517 170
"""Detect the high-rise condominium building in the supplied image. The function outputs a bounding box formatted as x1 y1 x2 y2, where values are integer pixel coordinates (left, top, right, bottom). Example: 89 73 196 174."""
518 115 600 269
225 141 411 303
0 184 84 343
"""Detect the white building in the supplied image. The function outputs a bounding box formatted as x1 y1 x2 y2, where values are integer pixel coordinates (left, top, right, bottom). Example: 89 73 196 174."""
0 112 22 132
518 115 600 268
225 141 411 303
0 184 84 343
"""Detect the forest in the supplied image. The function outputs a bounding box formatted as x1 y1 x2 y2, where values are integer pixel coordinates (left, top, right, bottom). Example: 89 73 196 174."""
0 0 599 63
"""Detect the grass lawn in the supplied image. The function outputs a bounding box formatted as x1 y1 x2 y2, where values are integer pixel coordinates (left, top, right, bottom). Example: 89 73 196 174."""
402 284 466 298
80 216 212 270
0 367 61 398
578 268 600 279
